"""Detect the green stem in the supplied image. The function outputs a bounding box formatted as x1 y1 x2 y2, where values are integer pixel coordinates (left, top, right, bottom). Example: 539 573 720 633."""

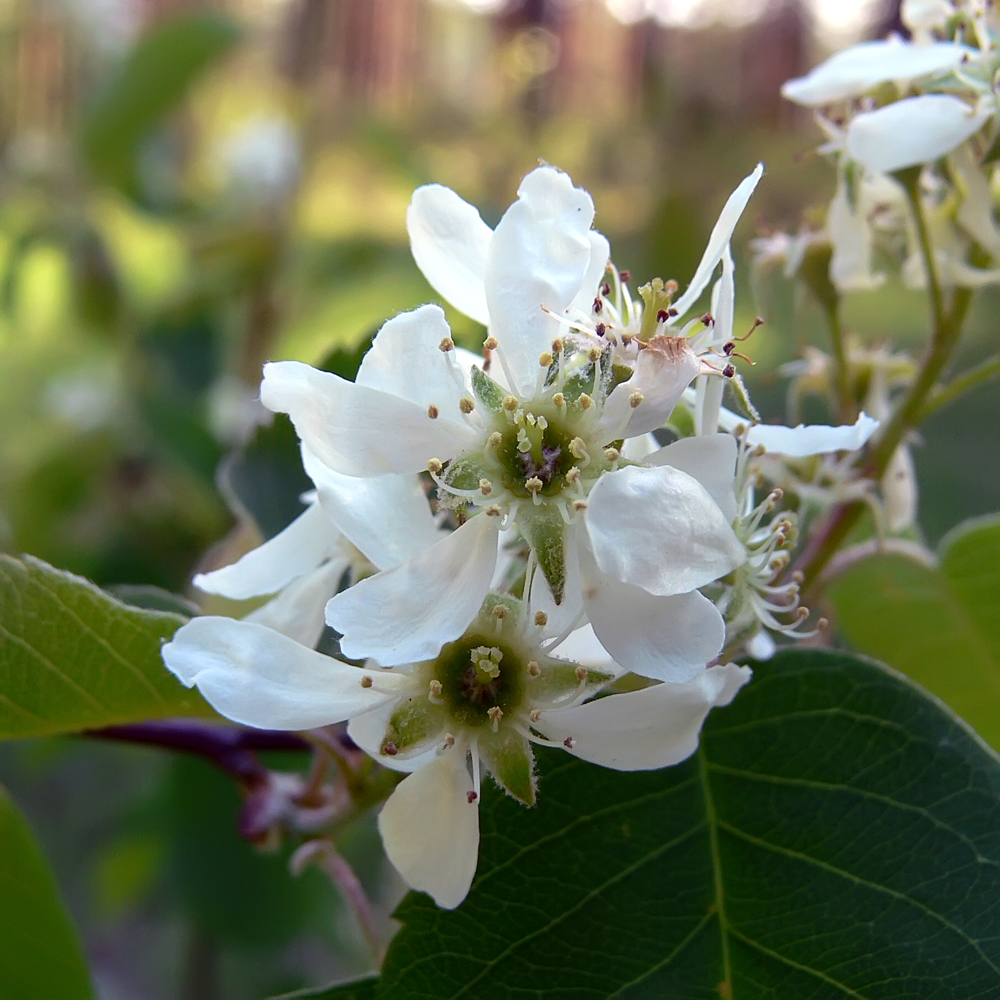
917 352 1000 422
825 300 855 423
796 175 974 597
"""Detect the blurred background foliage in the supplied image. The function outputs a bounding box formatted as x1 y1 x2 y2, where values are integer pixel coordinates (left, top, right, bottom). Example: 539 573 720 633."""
0 0 997 996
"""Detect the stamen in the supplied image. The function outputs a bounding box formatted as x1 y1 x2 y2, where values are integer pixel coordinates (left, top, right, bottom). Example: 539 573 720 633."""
629 391 644 409
527 661 541 677
442 733 456 749
459 396 475 414
467 791 478 804
479 478 493 496
529 709 542 723
603 446 620 462
360 676 373 688
439 337 455 352
574 665 588 681
428 679 443 704
383 741 398 756
588 347 602 362
427 404 439 419
427 458 444 475
534 611 548 627
487 430 503 449
579 393 594 410
487 706 503 732
485 504 503 516
484 336 499 351
502 395 519 412
552 392 566 408
563 736 576 749
539 351 554 368
572 499 588 512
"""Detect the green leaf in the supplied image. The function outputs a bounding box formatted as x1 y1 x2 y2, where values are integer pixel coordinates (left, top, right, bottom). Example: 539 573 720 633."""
0 786 95 1000
829 514 1000 748
80 13 241 198
0 554 212 741
377 649 1000 999
269 977 377 1000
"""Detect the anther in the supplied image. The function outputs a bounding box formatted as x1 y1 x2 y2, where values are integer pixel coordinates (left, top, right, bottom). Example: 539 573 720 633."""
791 570 805 584
429 679 443 700
701 312 714 326
551 338 564 353
492 604 508 621
563 736 576 749
629 391 644 408
427 458 444 475
595 322 607 336
439 337 455 352
528 661 541 677
485 505 503 516
667 307 678 317
589 347 602 362
552 392 566 408
534 611 548 627
487 706 504 732
619 269 631 283
427 404 439 419
665 279 679 295
484 335 499 350
360 675 373 688
566 466 581 484
479 478 493 495
487 431 503 448
460 396 475 414
529 709 542 723
467 790 478 804
383 741 398 756
574 665 588 681
817 617 829 630
579 393 594 410
569 437 588 459
723 364 736 378
443 733 456 749
657 309 668 323
795 607 810 622
593 297 603 314
502 395 519 412
525 476 544 494
771 488 784 501
572 499 588 512
539 351 555 368
604 446 620 462
601 282 612 296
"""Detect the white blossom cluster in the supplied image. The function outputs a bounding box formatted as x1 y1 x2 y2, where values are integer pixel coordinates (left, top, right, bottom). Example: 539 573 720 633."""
761 0 1000 292
163 165 877 909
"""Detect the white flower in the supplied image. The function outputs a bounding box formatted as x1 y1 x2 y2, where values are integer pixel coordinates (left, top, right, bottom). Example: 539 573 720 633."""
261 165 762 681
162 593 751 909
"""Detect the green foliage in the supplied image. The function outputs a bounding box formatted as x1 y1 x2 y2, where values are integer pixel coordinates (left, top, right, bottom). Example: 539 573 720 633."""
80 13 242 200
0 554 212 740
270 977 378 1000
362 649 1000 999
0 786 95 1000
830 514 1000 748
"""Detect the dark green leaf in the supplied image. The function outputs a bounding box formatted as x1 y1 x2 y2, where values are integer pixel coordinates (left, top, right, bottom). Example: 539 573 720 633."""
0 786 95 1000
80 13 241 197
830 514 1000 748
269 976 378 1000
378 649 1000 999
0 554 212 740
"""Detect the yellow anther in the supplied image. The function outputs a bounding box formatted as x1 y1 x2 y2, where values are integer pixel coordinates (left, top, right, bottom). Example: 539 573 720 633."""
566 466 581 484
487 706 503 732
552 392 566 408
589 346 602 362
484 335 499 350
579 393 594 410
569 437 588 459
427 458 444 475
539 352 554 368
492 604 508 620
485 504 503 516
487 431 503 448
360 675 373 688
629 391 644 408
525 476 544 494
604 447 620 462
429 679 443 699
502 395 519 411
442 733 456 749
575 665 588 681
479 478 493 495
439 337 455 352
459 396 475 414
527 661 541 677
534 611 548 627
427 404 439 419
529 709 542 723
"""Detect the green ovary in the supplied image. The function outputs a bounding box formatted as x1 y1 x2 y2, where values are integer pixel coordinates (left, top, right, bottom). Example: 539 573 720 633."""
433 635 526 729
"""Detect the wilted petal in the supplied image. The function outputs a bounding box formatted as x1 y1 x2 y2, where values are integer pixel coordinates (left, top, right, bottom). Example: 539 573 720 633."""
325 514 499 666
586 464 745 597
378 748 479 909
782 40 973 106
534 664 751 770
407 184 492 325
162 617 411 730
302 448 440 571
261 360 477 477
580 550 725 682
599 335 701 439
245 558 348 647
485 166 596 394
745 412 879 456
672 164 763 318
194 501 340 600
646 433 739 522
847 95 991 175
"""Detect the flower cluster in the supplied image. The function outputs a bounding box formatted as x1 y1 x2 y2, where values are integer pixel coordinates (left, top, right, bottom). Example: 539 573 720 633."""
163 164 876 909
774 0 1000 292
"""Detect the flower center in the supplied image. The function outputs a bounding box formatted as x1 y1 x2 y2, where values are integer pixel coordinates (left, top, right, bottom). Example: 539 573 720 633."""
434 635 525 729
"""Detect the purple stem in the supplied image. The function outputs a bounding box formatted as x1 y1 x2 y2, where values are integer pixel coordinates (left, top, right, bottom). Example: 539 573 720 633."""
85 720 310 782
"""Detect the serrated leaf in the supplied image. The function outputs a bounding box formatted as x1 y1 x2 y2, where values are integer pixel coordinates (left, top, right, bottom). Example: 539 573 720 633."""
377 649 1000 999
0 786 95 1000
269 977 377 1000
80 13 241 198
829 514 1000 748
0 554 212 740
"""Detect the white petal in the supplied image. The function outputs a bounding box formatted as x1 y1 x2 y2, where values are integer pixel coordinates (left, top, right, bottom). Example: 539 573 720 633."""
194 501 341 600
847 95 991 175
747 629 777 660
781 40 973 106
566 230 611 315
580 550 725 682
325 514 499 666
407 185 492 325
484 166 596 394
951 144 1000 257
586 464 745 596
599 336 701 439
550 622 616 671
245 558 348 647
646 433 739 522
302 448 440 571
356 306 471 425
378 749 479 909
260 360 477 477
347 700 444 774
746 412 879 457
621 432 659 461
534 664 751 770
828 177 885 291
161 617 410 730
672 164 763 319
